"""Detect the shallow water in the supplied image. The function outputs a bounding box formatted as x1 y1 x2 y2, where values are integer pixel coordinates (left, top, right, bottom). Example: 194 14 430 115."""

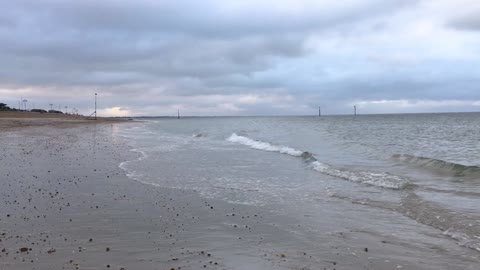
115 113 480 266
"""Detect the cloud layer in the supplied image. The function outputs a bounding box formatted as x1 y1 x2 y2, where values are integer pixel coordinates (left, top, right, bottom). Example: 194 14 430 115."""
1 0 480 116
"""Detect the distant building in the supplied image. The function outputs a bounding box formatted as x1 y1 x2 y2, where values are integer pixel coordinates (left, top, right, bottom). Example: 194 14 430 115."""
48 110 64 114
31 109 48 113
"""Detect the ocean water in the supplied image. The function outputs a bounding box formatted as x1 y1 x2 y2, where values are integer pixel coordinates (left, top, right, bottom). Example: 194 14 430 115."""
115 113 480 262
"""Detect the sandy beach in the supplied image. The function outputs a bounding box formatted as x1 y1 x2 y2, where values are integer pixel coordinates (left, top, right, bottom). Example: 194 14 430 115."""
1 117 289 270
0 118 224 269
1 115 479 270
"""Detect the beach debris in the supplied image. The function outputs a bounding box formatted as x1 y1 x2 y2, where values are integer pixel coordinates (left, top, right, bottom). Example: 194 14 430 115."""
47 248 56 254
19 247 29 252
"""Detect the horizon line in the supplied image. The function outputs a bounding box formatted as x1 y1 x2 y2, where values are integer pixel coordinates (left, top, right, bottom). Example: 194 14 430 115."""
117 111 480 118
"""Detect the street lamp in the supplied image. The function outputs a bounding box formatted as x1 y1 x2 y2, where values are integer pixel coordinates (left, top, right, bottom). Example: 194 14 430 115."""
95 93 97 120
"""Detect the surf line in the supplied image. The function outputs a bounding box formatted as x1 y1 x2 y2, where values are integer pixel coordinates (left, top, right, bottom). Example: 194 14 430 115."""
227 133 410 190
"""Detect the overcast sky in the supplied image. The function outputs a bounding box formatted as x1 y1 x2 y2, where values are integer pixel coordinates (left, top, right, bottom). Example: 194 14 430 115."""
1 0 480 116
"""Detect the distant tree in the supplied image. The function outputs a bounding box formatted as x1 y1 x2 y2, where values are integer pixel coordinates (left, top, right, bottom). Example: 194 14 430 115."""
0 103 18 111
0 103 11 111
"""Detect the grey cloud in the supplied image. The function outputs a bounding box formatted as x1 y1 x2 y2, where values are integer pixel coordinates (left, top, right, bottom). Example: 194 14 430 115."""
448 12 480 31
2 0 479 116
10 0 418 37
1 0 414 77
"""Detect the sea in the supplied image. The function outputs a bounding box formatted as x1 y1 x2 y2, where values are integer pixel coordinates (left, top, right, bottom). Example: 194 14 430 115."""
115 113 480 266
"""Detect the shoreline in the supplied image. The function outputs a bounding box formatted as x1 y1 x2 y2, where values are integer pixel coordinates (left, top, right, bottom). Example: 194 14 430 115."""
1 121 283 269
0 122 337 269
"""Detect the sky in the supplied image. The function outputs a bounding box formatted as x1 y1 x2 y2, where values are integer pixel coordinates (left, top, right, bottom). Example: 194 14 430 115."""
1 0 480 116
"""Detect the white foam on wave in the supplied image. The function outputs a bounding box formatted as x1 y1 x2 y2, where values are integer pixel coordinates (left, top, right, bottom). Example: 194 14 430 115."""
310 161 409 190
227 133 410 190
227 133 303 157
119 148 149 181
443 229 480 252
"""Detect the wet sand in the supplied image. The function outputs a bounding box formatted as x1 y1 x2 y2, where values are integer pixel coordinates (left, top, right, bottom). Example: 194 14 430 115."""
1 118 479 269
0 121 288 269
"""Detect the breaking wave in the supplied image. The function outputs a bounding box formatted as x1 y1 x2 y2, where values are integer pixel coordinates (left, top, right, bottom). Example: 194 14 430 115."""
329 191 480 252
227 133 410 189
227 133 303 156
392 154 480 177
399 193 480 252
310 161 410 190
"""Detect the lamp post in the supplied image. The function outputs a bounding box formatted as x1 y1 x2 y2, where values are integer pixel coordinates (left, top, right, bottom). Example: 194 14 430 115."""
95 93 97 120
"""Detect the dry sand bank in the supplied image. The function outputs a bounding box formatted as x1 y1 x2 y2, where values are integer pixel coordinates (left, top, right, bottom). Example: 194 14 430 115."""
0 111 127 130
